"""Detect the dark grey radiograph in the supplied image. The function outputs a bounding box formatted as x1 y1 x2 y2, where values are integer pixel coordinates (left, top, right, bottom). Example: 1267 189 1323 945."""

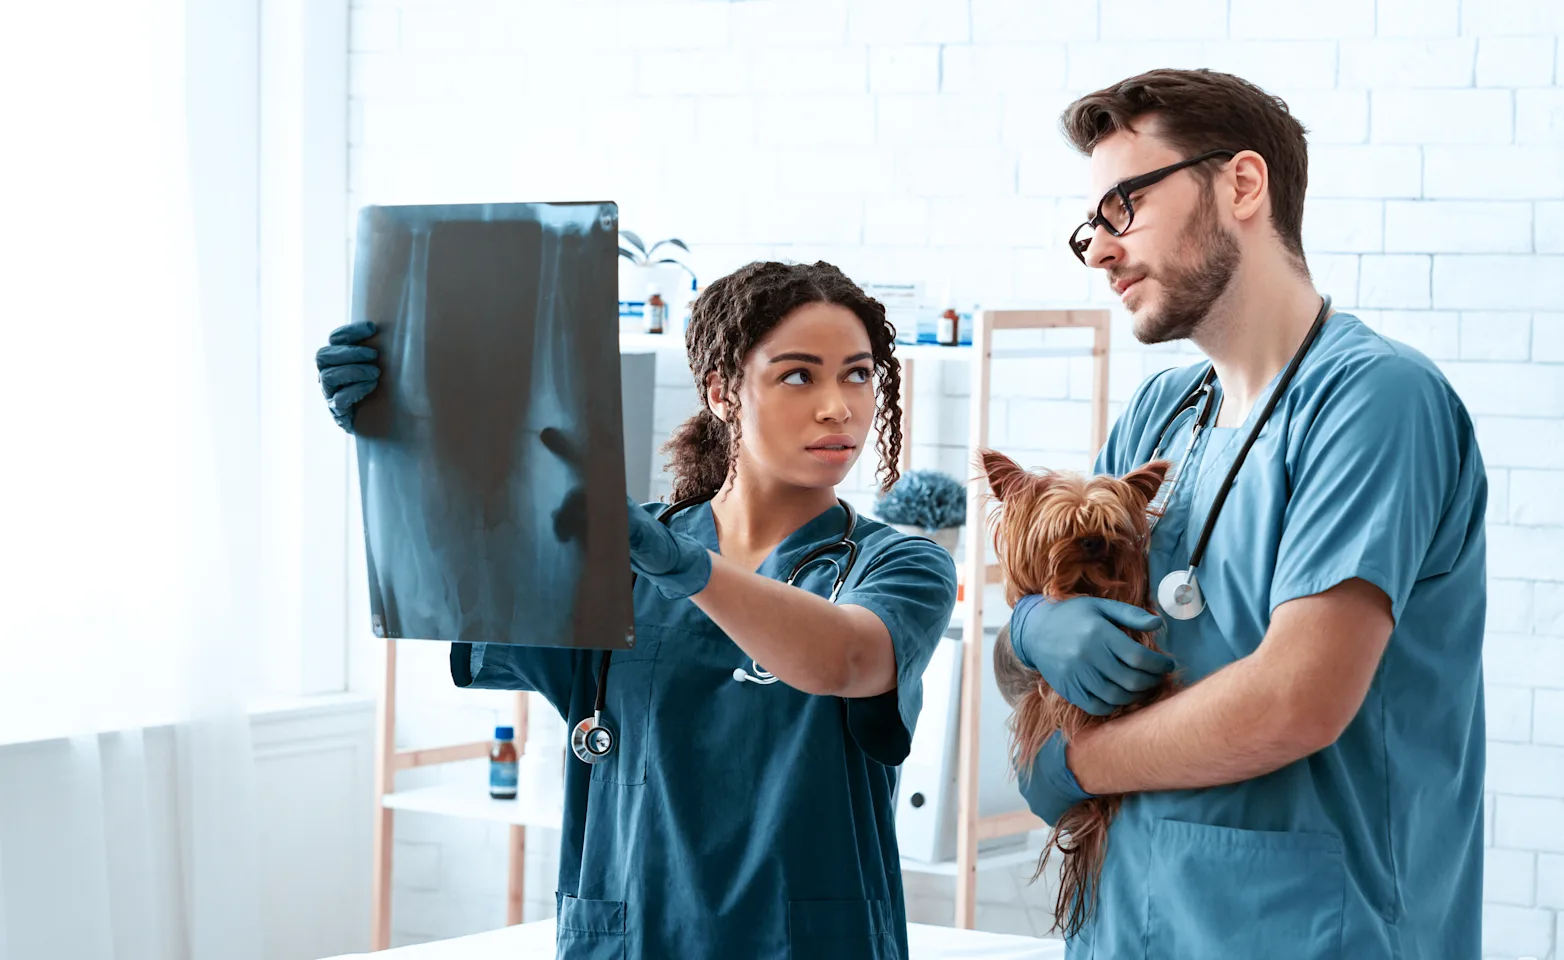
348 201 634 651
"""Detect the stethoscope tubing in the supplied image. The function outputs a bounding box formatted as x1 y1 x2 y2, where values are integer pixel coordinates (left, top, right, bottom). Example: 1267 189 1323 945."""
1145 295 1332 620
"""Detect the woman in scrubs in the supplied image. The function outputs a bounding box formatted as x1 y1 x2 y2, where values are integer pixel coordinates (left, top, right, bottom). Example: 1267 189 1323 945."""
317 260 958 959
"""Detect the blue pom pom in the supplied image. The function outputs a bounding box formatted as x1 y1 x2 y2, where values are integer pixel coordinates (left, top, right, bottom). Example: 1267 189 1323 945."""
874 470 967 530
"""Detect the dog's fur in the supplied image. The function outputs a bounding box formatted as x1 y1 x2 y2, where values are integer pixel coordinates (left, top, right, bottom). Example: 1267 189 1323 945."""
979 449 1178 939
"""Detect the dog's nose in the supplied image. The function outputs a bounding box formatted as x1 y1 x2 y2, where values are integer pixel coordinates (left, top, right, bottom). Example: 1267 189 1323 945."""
1077 536 1106 559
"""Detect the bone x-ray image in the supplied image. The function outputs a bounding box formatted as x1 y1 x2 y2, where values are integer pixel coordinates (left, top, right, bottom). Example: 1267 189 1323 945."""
348 201 635 652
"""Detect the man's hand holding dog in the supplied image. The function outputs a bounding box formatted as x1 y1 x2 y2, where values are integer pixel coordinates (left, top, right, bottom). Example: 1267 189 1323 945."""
1009 596 1174 716
1018 732 1095 825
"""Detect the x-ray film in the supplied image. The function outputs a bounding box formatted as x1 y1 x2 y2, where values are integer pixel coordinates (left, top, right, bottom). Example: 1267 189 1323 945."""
348 201 634 651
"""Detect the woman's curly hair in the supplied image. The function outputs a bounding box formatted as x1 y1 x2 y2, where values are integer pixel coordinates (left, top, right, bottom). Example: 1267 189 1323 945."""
662 261 903 503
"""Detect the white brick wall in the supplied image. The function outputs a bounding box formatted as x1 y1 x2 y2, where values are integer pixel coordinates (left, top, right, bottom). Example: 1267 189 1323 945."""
1424 146 1564 199
968 0 1097 43
1378 0 1461 38
1230 0 1376 40
1459 313 1532 362
1476 36 1559 87
1359 254 1432 307
1386 201 1534 253
1340 38 1477 88
346 2 1564 955
1309 145 1423 198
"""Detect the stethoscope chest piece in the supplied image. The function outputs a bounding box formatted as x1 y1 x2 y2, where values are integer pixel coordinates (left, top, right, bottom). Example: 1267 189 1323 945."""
731 660 779 684
571 714 615 764
1157 567 1205 621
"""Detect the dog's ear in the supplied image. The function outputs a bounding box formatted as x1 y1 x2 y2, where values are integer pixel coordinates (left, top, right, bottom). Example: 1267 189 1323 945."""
1120 459 1172 505
979 448 1040 502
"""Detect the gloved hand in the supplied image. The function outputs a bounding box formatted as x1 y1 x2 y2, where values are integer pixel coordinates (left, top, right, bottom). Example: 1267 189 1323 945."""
1017 732 1093 825
625 496 712 600
1010 595 1173 716
315 321 381 432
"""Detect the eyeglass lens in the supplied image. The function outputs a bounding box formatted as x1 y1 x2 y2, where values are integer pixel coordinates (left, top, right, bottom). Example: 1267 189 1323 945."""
1070 191 1132 258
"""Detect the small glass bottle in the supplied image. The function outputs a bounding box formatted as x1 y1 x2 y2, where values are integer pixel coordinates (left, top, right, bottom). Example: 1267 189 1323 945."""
489 725 518 800
938 307 960 346
644 285 666 334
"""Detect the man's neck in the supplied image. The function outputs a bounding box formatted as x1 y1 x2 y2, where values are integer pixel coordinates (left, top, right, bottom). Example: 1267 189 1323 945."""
709 469 838 559
1191 252 1328 428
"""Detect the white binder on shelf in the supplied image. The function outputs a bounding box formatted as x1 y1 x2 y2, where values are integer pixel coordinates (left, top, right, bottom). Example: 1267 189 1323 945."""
973 623 1030 853
896 596 1034 866
895 635 962 863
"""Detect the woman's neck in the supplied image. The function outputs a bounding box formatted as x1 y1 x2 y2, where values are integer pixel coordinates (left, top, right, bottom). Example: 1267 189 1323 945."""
708 472 838 560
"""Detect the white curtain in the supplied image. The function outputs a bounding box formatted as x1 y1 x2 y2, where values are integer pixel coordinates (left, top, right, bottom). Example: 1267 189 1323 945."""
0 1 264 958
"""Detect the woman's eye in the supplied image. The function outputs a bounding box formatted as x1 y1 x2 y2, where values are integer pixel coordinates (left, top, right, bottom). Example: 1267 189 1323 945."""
845 367 872 383
781 369 810 385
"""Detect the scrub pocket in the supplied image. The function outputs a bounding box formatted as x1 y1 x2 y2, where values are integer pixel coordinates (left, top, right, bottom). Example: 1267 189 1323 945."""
590 633 662 787
787 899 895 960
1147 818 1345 960
555 895 626 960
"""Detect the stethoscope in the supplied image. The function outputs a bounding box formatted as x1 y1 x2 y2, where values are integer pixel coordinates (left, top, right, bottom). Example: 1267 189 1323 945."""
571 494 861 764
1149 295 1332 622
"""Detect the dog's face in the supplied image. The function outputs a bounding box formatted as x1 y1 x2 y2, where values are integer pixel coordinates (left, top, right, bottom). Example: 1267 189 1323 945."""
980 450 1170 606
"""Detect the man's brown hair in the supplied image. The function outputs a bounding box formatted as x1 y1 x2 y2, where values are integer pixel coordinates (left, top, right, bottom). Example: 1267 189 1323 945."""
1061 68 1310 265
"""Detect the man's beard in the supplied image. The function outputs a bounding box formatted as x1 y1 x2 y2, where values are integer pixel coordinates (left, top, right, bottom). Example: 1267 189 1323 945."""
1132 195 1240 345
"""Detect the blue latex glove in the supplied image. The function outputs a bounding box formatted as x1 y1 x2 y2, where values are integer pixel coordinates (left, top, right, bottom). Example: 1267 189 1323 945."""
625 496 712 600
315 320 381 432
1017 732 1094 825
1010 595 1173 716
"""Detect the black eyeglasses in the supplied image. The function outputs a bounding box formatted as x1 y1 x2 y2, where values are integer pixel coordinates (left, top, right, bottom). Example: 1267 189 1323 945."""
1068 149 1240 264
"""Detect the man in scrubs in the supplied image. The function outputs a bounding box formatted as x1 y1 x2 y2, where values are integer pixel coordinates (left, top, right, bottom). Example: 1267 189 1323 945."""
1006 69 1487 957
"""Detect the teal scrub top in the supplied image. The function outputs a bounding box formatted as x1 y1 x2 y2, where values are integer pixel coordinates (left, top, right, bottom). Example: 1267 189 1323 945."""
452 500 957 959
1058 312 1487 959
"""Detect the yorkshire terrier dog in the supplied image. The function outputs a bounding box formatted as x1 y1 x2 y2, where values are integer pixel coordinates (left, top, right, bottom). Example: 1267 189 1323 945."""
979 448 1178 938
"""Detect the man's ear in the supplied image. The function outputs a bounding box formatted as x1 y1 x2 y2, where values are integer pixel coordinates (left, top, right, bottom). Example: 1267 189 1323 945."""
1120 459 1171 505
979 448 1051 502
1228 149 1269 225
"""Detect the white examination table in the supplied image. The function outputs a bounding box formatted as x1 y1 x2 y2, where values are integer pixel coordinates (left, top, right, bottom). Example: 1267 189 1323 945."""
325 918 1066 959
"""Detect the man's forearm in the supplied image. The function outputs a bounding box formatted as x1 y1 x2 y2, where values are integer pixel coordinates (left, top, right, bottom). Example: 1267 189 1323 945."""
1065 648 1330 795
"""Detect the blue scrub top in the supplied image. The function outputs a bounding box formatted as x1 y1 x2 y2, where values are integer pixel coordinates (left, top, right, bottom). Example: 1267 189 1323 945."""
1058 312 1487 958
452 500 957 959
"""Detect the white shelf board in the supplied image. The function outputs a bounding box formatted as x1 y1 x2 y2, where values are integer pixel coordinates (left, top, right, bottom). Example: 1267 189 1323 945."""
900 843 1043 876
618 331 685 353
894 344 1096 362
619 331 1093 363
381 780 565 830
947 585 1012 633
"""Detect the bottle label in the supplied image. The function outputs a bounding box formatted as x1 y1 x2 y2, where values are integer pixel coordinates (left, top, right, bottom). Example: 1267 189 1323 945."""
490 761 518 792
